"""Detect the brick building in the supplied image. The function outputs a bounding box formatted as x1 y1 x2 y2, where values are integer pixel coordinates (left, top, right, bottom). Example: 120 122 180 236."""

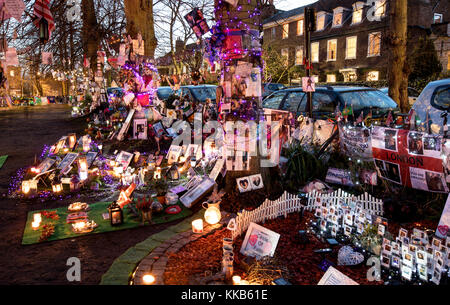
263 0 449 84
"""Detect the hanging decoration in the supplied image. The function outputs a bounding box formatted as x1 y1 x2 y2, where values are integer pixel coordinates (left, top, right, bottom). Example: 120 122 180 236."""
33 0 55 40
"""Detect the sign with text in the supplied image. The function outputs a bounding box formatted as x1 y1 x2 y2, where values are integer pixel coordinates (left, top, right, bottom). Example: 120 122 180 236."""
372 127 448 193
339 124 373 161
240 222 280 258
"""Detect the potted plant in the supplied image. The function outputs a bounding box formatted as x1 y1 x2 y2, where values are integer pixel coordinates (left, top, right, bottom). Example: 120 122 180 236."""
152 178 168 204
136 196 152 225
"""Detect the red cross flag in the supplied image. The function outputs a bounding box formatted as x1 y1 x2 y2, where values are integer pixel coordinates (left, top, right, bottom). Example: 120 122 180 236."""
33 0 55 38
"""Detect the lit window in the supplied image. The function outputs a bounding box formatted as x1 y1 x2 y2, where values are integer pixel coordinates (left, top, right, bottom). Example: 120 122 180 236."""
297 18 304 36
352 2 364 24
447 51 450 70
327 39 337 61
281 48 289 65
282 24 289 39
295 46 303 65
368 32 381 57
316 12 326 31
434 13 443 24
346 36 357 59
327 74 336 83
374 0 386 18
333 8 343 27
311 42 319 62
367 71 379 81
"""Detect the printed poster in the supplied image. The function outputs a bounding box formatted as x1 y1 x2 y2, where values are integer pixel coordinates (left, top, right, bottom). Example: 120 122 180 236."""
372 127 448 193
339 124 373 161
435 194 450 239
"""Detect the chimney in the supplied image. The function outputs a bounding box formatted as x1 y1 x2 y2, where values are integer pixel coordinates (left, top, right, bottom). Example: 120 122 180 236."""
175 38 184 53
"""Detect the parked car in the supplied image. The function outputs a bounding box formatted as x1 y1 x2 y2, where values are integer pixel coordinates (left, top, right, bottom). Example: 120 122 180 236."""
180 85 217 103
262 86 399 120
379 87 420 106
156 86 173 101
412 78 450 135
262 83 286 98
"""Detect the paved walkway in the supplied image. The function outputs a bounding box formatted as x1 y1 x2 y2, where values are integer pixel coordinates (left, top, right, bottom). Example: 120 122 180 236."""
100 209 232 285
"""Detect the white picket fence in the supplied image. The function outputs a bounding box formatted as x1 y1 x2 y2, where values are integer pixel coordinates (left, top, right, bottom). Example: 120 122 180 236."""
305 188 384 216
230 191 304 240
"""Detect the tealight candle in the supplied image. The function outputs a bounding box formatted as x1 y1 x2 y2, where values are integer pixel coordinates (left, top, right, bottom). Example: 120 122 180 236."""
142 274 155 285
232 275 241 285
33 213 42 223
32 221 40 230
192 219 203 233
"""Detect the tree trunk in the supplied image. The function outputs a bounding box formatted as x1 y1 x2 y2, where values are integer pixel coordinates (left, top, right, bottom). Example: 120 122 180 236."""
387 0 409 112
124 0 157 58
81 0 100 72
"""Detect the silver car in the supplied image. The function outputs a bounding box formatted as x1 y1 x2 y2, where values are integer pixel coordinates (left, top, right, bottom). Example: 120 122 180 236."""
412 78 450 135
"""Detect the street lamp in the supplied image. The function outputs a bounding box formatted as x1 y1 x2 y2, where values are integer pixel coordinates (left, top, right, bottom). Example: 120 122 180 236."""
39 18 49 43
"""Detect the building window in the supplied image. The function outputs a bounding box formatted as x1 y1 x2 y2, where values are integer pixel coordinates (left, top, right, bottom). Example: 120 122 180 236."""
447 51 450 70
333 8 343 27
327 39 337 61
311 42 319 62
295 46 303 65
434 13 443 24
327 74 336 83
281 48 289 65
282 23 289 39
297 18 304 36
368 32 381 57
346 36 357 59
367 71 379 81
271 27 276 38
352 2 364 24
316 12 326 31
374 0 386 18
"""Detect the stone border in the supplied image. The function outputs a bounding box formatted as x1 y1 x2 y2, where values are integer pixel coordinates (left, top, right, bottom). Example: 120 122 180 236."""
100 209 231 285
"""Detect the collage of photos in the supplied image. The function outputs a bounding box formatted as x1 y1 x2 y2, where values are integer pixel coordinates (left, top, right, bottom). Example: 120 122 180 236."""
407 132 442 158
375 159 402 185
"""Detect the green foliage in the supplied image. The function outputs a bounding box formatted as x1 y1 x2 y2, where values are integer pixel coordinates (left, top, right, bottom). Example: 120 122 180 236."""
283 141 327 192
409 36 443 82
263 46 296 85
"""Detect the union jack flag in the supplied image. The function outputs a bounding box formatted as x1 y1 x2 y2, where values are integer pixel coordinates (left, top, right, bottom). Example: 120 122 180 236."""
33 0 55 38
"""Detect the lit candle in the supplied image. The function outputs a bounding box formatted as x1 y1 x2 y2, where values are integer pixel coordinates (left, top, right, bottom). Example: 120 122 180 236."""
232 275 241 285
33 213 42 223
192 219 203 233
31 221 40 230
142 274 155 285
240 280 249 285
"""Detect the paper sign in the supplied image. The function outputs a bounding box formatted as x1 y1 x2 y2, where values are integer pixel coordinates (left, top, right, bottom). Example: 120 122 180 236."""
240 222 280 258
339 124 373 161
0 0 25 22
372 127 448 193
302 76 315 92
436 194 450 239
117 109 135 141
42 52 53 65
317 266 359 285
325 168 355 187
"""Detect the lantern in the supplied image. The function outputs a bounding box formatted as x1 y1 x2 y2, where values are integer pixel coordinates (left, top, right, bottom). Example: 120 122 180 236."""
232 276 241 285
192 219 203 233
32 221 40 230
169 165 180 180
153 167 161 179
68 133 77 149
203 202 221 225
190 156 197 168
52 179 63 193
39 18 49 43
108 202 123 226
78 156 88 181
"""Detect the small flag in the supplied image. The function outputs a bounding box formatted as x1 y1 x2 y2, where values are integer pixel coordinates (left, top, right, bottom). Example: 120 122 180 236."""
33 0 55 38
342 104 353 118
407 109 416 130
385 111 393 126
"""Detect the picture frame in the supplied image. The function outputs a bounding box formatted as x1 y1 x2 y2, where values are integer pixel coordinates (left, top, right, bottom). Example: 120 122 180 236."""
399 228 408 238
236 176 251 193
377 224 386 236
115 151 134 170
416 250 427 265
249 174 264 190
86 151 98 168
380 252 391 268
133 118 148 140
167 145 183 165
54 136 68 154
391 255 401 269
401 264 412 281
36 157 56 173
240 222 280 258
179 177 216 208
418 264 428 281
432 237 442 249
57 153 79 173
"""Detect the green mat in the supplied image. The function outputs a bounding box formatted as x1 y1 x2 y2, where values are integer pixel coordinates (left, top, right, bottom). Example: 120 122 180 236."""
0 155 7 169
22 201 192 245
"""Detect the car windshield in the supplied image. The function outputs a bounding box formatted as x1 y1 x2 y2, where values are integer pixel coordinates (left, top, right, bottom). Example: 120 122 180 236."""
157 88 173 100
189 87 216 102
339 90 398 111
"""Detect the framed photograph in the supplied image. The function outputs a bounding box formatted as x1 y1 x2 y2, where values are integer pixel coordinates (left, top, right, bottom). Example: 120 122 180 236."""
356 222 364 234
378 224 386 236
36 157 56 173
345 213 353 226
402 252 413 267
383 243 392 254
86 151 98 168
401 264 412 281
209 158 225 181
331 225 337 237
185 144 201 160
167 145 183 165
409 244 417 253
179 177 216 208
432 237 442 249
431 268 441 285
391 242 400 256
399 228 408 238
153 121 166 138
57 153 79 173
54 136 68 154
236 176 251 193
418 264 428 281
315 208 322 218
416 250 427 265
343 224 352 237
320 219 327 231
381 252 391 268
133 118 148 140
391 255 401 269
115 151 133 170
249 174 264 190
240 222 280 258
